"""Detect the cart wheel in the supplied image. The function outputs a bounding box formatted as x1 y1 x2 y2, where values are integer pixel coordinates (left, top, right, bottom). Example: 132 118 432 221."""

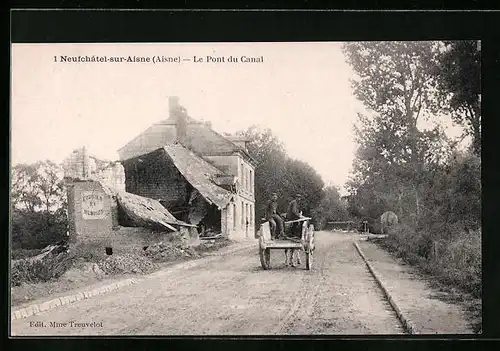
306 250 313 270
260 248 271 270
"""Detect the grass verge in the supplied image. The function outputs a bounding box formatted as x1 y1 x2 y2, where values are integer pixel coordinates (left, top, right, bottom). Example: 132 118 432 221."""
370 228 482 334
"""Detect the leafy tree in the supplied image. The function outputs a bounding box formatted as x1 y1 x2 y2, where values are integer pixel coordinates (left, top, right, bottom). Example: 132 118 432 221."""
11 161 68 249
236 126 324 224
431 40 481 155
11 161 66 213
343 41 481 297
282 158 324 217
343 42 452 227
342 42 439 128
11 163 42 213
312 186 349 229
237 126 288 217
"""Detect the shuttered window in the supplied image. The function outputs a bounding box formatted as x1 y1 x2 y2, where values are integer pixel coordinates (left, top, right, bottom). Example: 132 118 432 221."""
233 203 237 230
241 201 244 228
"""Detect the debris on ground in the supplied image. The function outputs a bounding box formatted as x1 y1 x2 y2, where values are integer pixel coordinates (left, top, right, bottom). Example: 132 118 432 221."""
12 242 69 265
97 254 158 275
11 235 234 308
200 233 224 240
144 242 200 262
195 238 232 253
61 262 106 283
11 248 44 261
11 244 75 287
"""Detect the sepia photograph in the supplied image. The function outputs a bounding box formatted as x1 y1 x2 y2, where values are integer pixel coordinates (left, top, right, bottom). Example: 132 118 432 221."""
10 40 481 336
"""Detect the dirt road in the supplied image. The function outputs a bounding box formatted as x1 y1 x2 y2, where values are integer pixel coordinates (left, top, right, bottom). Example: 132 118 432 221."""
11 232 404 335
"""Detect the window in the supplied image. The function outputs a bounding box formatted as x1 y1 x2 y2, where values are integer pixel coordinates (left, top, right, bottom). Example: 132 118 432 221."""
241 201 244 228
246 204 249 225
249 170 253 193
250 204 253 224
248 169 252 192
233 203 237 230
240 162 244 189
243 165 247 191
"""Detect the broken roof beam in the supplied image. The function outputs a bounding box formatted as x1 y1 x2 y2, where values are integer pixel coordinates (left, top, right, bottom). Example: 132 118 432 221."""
162 144 234 210
116 191 195 231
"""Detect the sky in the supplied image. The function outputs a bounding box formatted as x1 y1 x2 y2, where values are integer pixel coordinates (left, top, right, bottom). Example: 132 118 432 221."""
11 42 463 195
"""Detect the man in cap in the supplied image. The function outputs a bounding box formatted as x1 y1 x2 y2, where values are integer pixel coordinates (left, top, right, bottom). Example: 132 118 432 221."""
265 192 284 240
287 193 304 236
285 194 304 266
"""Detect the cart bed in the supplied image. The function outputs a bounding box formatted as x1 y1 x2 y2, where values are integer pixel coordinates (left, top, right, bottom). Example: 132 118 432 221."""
262 239 303 249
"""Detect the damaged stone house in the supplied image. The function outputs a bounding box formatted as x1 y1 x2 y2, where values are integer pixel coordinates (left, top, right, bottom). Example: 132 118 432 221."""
117 96 257 241
62 97 256 257
62 146 196 257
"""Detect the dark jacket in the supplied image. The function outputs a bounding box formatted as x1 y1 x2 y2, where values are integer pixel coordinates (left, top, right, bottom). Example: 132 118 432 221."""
265 200 279 220
287 199 301 220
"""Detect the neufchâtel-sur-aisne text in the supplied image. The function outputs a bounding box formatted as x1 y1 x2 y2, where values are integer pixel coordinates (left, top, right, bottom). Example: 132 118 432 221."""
53 55 264 64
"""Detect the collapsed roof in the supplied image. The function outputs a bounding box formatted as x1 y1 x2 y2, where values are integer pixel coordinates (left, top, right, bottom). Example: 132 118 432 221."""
115 190 194 231
162 144 234 210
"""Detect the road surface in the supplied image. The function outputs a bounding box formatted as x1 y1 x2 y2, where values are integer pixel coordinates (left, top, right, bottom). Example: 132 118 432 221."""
11 232 404 335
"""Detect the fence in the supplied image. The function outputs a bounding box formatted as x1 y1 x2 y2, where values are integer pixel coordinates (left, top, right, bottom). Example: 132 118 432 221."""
326 221 368 233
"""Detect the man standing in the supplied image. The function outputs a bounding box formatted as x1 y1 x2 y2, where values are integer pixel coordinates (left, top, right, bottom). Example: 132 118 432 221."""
266 193 284 239
287 194 303 237
285 194 304 267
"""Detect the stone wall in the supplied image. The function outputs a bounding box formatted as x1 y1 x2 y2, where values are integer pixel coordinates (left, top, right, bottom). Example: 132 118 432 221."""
224 197 255 241
66 180 116 256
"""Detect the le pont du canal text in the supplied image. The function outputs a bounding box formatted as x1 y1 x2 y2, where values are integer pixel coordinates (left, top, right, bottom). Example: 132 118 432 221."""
53 55 265 64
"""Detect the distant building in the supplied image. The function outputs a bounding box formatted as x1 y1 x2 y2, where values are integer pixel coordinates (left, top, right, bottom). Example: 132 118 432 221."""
117 97 257 240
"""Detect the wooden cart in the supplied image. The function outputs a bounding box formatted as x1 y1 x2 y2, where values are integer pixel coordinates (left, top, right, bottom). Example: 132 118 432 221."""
257 217 315 270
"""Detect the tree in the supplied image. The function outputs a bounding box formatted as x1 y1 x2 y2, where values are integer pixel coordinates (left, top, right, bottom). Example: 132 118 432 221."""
342 42 439 128
282 158 324 217
342 42 450 226
431 41 481 155
343 41 481 237
11 163 42 213
236 126 324 223
11 161 66 213
11 161 68 249
312 186 349 229
237 126 289 217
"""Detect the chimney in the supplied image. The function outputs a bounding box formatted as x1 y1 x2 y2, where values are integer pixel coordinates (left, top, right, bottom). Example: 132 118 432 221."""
168 96 180 117
169 96 187 142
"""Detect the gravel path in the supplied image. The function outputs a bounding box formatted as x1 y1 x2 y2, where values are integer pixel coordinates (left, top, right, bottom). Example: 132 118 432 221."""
11 232 404 336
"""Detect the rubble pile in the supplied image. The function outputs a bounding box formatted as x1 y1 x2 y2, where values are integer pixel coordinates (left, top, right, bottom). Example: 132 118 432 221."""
144 242 200 262
98 254 158 275
196 238 232 253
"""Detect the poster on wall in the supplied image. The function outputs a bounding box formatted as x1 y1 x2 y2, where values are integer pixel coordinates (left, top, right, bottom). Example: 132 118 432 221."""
81 191 106 219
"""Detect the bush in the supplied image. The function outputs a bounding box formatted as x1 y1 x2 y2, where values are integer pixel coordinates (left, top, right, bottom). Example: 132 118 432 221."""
11 251 76 286
433 229 481 297
382 222 481 298
11 210 68 250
